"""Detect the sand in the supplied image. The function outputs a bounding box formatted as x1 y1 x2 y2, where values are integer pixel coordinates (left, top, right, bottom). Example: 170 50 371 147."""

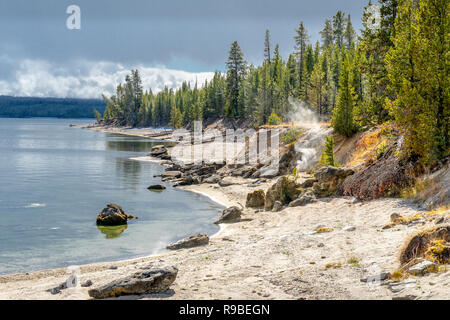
1 125 448 300
0 177 448 300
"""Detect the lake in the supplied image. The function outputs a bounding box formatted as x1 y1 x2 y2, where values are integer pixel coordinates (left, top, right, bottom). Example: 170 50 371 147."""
0 118 221 275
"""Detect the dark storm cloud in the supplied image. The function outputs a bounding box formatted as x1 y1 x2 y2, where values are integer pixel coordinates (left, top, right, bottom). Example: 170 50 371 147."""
0 0 367 97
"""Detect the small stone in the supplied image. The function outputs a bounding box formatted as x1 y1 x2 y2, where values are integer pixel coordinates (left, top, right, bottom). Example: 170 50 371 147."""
390 213 403 222
360 272 391 283
408 260 436 275
272 201 283 212
435 217 445 225
166 234 209 250
109 265 118 270
81 280 93 287
317 243 325 248
343 226 356 232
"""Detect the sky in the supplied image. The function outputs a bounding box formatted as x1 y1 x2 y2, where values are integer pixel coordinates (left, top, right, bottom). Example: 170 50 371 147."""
0 0 368 99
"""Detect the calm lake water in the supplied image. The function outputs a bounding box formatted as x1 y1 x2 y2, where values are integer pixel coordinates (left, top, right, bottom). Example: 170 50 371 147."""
0 118 221 275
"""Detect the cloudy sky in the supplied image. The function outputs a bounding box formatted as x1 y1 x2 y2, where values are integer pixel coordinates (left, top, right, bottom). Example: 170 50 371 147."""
0 0 367 98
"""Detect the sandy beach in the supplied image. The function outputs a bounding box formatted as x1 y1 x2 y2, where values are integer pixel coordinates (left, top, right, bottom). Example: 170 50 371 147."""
1 125 448 300
0 176 448 300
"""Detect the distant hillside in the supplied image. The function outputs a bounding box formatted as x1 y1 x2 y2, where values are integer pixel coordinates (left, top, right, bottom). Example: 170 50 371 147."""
0 96 106 119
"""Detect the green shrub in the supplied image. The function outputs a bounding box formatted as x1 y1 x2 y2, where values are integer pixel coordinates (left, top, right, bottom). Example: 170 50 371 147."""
318 136 338 168
267 112 282 125
377 143 389 160
281 128 304 145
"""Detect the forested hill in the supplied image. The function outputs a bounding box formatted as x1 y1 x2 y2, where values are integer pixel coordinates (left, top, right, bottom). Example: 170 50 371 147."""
0 96 106 119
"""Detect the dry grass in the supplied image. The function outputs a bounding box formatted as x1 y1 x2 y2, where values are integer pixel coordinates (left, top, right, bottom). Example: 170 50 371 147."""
389 269 409 282
325 262 342 270
398 226 450 265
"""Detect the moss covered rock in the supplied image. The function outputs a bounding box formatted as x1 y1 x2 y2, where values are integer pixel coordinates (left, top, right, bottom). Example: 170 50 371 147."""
246 190 266 208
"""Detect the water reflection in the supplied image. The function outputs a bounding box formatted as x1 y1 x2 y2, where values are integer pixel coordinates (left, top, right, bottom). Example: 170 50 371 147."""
97 225 128 239
105 134 174 152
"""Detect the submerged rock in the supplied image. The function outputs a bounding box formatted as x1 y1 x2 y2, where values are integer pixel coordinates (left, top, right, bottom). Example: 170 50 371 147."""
147 184 166 191
166 234 209 250
96 204 133 226
246 190 266 208
88 266 178 299
215 206 242 224
149 145 168 157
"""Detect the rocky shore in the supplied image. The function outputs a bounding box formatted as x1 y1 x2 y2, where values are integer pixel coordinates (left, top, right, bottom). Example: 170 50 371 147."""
0 123 448 300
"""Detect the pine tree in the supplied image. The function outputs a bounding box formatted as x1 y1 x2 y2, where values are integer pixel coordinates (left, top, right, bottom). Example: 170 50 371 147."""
310 55 326 115
332 52 358 137
318 136 337 167
333 11 346 49
294 21 309 98
320 19 334 48
344 14 356 49
386 0 449 165
226 41 246 118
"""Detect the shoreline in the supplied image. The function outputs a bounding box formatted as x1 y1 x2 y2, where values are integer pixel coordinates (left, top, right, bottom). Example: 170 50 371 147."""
0 124 448 300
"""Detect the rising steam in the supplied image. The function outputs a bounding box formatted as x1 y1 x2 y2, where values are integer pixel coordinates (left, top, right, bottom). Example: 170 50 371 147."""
288 98 332 172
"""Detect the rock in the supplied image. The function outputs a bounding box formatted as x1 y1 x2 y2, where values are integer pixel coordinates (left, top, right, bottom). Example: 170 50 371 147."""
265 176 301 211
341 141 413 200
204 175 220 184
343 226 356 232
109 265 118 270
313 166 355 197
162 171 182 179
166 234 209 250
96 204 131 226
317 243 325 248
246 190 266 208
435 217 445 225
175 175 200 186
258 165 280 178
147 184 166 191
81 280 93 287
215 206 242 224
149 145 168 157
390 213 403 222
299 178 318 189
360 272 391 283
272 201 283 212
408 260 437 275
219 177 238 187
88 266 178 299
289 191 316 207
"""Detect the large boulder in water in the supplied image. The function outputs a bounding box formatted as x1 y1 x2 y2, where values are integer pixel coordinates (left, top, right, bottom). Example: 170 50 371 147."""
88 266 178 299
96 204 133 226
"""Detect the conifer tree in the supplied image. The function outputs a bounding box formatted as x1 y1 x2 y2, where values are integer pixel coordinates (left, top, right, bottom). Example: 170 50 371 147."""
332 52 358 136
226 41 246 118
320 19 334 48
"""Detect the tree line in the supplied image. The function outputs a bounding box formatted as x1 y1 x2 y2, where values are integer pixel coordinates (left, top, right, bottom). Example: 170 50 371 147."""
102 0 448 166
